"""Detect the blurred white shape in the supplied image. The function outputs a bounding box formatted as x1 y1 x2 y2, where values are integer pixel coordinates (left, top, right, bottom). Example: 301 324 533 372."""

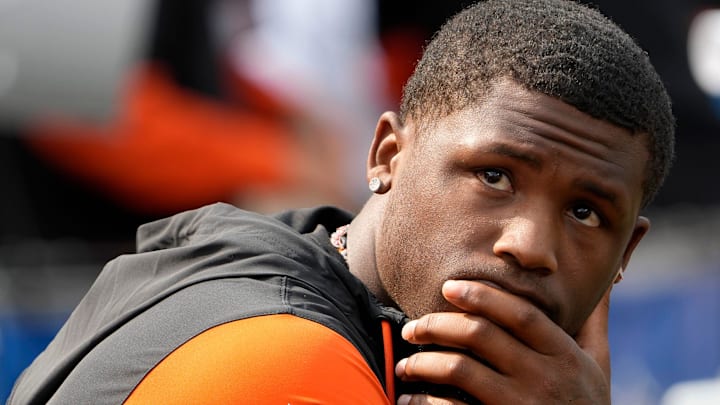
611 357 663 405
0 0 155 128
228 0 386 117
661 375 720 405
688 9 720 96
225 0 390 203
0 50 19 96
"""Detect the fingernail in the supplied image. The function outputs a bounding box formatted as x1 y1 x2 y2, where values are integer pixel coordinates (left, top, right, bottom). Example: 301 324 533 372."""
395 358 407 378
397 394 411 405
401 320 416 340
443 279 465 299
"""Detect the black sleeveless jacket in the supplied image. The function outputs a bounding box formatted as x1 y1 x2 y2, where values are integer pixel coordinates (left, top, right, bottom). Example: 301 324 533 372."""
8 203 408 404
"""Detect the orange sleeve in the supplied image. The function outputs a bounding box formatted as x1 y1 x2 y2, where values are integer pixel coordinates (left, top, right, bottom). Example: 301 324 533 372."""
25 65 301 214
124 314 391 405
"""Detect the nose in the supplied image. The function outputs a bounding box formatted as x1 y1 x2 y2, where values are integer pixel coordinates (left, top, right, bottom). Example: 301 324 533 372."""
492 214 559 273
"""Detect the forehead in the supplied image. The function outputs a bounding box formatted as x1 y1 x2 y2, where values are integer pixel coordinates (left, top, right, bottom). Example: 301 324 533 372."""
412 80 649 209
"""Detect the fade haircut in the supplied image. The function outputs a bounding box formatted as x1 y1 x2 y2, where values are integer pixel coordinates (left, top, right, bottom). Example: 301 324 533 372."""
400 0 675 207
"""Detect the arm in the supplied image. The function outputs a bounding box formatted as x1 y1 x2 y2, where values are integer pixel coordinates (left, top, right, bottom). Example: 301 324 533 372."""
124 314 390 404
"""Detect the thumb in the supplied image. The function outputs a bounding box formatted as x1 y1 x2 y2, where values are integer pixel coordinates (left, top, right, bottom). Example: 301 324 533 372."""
575 284 612 380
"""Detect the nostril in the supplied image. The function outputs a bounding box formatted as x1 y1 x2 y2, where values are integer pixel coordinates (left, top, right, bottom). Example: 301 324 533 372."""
492 224 558 273
495 249 555 275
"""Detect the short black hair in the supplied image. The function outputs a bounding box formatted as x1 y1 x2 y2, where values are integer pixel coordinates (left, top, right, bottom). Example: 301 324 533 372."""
400 0 675 207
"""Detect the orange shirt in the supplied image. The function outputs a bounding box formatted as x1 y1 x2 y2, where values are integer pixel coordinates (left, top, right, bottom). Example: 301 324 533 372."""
125 314 392 404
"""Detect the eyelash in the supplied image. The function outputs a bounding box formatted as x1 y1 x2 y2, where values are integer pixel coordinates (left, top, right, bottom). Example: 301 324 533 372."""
476 168 514 192
568 202 606 228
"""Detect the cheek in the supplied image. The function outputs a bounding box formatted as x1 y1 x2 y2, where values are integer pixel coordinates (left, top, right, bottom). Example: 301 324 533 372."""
377 188 462 318
560 250 622 334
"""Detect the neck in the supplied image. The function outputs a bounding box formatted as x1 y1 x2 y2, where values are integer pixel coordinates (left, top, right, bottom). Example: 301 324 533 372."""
346 196 394 306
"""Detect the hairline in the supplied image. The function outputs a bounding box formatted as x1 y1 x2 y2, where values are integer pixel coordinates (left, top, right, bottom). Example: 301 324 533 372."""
402 78 656 209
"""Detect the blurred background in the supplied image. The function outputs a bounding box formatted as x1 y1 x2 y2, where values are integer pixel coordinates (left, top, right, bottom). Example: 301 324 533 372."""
0 0 718 403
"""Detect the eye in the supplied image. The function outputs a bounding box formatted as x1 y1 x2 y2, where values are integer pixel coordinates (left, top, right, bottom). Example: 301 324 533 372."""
477 169 513 192
568 204 601 227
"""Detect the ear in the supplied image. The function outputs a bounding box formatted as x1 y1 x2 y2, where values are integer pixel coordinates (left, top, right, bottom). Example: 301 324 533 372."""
366 111 409 193
615 215 650 283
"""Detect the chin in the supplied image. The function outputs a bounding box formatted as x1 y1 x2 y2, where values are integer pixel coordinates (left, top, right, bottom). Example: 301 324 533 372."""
409 299 459 320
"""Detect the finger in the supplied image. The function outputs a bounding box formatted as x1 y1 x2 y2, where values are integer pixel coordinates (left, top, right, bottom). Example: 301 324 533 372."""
396 351 506 404
402 312 534 375
441 280 574 354
397 394 467 405
574 284 612 379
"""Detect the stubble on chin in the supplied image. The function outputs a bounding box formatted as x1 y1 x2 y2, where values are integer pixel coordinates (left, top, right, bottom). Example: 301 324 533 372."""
392 271 454 320
378 220 456 319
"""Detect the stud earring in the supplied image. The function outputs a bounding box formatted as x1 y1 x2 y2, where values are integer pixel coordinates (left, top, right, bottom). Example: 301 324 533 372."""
368 177 383 193
614 267 625 284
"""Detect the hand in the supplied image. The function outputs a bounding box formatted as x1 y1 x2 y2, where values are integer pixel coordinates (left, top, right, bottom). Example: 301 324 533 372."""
395 280 612 404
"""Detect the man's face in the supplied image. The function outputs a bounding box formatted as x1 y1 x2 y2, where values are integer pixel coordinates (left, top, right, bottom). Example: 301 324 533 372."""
375 80 649 335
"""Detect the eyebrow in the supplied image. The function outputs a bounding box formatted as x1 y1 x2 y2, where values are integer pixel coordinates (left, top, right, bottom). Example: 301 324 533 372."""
489 143 621 208
488 144 542 170
573 179 619 206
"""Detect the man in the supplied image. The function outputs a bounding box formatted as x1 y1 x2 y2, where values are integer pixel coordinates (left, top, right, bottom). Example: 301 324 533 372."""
9 0 674 404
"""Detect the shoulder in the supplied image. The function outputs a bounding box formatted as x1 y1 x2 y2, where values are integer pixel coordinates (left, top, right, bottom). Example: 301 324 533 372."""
136 203 353 255
135 202 287 252
125 314 391 404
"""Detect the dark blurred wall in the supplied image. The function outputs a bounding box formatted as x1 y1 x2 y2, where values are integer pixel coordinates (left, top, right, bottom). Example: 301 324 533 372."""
2 0 718 244
587 0 720 207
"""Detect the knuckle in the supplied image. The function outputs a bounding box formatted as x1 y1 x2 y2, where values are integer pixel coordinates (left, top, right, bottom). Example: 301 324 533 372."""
552 348 586 378
417 314 441 336
404 355 421 378
442 354 470 381
559 350 582 371
514 305 540 328
465 317 495 340
539 377 563 401
417 315 433 333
